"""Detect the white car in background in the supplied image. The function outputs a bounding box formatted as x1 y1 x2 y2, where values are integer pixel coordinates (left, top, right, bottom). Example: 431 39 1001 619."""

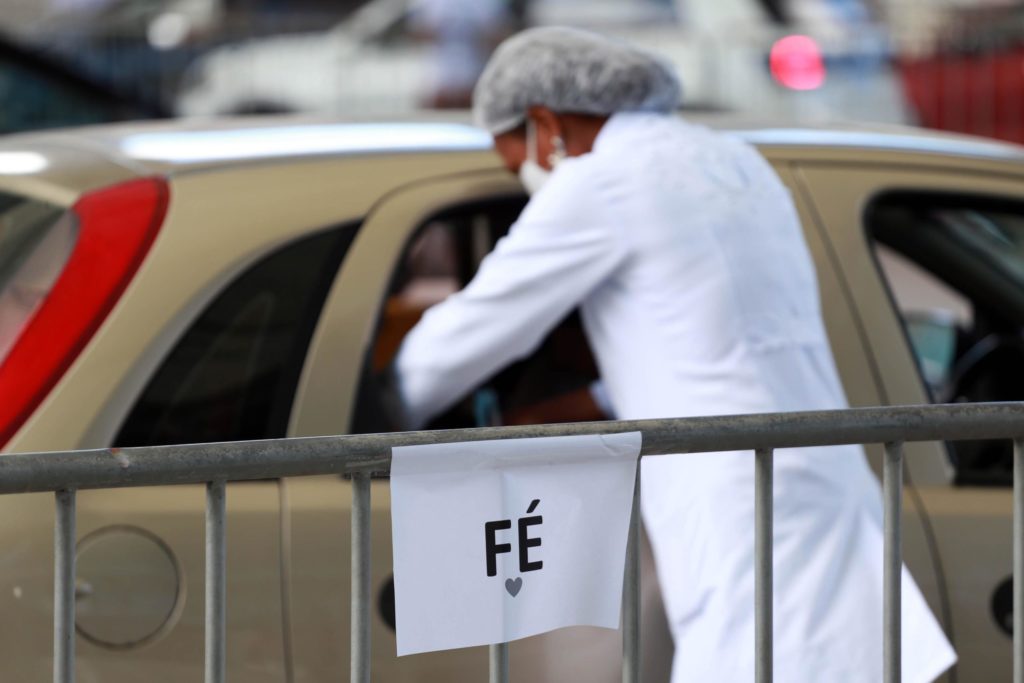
176 0 429 116
175 0 908 124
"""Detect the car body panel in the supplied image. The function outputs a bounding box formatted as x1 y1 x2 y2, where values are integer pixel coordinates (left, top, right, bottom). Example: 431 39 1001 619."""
0 483 284 682
7 115 1023 181
0 142 139 205
917 486 1014 683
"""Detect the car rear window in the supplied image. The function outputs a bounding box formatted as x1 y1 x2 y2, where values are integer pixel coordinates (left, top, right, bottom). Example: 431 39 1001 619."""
115 223 357 447
0 191 74 365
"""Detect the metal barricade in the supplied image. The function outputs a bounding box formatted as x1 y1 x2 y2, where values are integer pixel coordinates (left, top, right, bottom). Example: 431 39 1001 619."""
4 402 1024 683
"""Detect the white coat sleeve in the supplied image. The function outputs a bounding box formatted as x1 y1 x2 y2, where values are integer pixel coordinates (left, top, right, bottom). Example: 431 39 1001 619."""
393 191 626 430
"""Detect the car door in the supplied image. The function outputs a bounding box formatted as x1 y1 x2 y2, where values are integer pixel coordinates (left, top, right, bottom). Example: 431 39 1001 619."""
766 161 957 678
286 166 680 682
794 159 1024 682
285 170 517 682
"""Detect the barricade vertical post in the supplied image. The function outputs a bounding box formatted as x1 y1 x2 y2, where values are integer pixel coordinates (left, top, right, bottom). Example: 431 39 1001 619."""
883 442 903 683
622 466 641 683
206 481 226 683
54 489 76 683
755 447 773 683
489 643 509 683
351 473 371 683
1015 439 1023 683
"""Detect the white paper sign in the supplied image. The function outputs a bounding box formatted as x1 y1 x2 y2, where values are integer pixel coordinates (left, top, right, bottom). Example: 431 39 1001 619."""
390 432 641 656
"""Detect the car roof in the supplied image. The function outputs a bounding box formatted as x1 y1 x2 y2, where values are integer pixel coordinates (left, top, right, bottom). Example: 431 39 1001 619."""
3 112 1024 193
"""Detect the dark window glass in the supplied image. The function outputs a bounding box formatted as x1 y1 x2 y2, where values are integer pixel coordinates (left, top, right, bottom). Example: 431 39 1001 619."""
116 224 356 447
867 193 1024 485
0 37 164 134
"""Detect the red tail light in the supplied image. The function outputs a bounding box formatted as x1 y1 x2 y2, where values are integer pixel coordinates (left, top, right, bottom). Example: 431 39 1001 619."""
0 178 169 449
770 35 827 91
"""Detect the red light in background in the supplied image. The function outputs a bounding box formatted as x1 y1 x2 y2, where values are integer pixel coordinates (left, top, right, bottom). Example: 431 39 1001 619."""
770 35 827 91
0 178 169 449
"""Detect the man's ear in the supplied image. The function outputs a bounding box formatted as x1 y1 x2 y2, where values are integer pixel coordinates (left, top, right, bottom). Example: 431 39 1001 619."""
492 128 528 174
529 106 562 136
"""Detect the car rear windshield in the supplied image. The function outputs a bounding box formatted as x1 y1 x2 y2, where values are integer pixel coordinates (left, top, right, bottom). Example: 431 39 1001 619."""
0 191 75 365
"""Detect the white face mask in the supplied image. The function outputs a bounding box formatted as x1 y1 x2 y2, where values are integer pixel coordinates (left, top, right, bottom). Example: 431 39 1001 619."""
518 159 550 196
518 119 561 195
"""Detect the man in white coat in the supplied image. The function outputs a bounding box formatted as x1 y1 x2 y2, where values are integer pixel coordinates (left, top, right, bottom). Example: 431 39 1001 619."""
392 26 957 681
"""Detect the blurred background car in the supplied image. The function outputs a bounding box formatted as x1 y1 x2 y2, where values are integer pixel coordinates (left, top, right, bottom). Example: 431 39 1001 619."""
173 0 908 123
1 113 1023 680
176 0 431 116
2 0 222 114
3 0 1021 144
0 32 166 134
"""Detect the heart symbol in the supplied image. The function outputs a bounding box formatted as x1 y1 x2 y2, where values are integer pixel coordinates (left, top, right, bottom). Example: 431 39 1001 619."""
505 577 523 597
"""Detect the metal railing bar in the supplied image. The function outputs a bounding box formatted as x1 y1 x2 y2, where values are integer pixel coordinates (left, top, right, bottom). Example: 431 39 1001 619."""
622 467 641 683
489 643 509 683
755 448 773 683
206 481 226 683
53 489 75 683
1015 439 1023 683
351 473 371 683
4 403 1024 494
277 480 296 683
884 442 903 683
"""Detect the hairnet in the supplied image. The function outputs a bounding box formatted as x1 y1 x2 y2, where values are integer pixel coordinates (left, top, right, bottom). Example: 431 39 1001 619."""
472 26 682 135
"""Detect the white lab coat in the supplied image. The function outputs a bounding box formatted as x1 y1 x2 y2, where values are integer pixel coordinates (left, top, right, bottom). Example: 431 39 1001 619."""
395 112 956 681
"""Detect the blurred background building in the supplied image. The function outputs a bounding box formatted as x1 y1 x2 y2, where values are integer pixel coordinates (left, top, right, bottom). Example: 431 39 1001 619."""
1 0 1022 143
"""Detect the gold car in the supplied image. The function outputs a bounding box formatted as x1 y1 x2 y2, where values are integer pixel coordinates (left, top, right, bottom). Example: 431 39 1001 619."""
1 117 1022 682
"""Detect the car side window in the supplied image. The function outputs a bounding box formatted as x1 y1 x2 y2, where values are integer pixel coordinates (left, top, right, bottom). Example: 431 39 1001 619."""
867 194 1024 485
350 196 601 434
116 224 357 447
